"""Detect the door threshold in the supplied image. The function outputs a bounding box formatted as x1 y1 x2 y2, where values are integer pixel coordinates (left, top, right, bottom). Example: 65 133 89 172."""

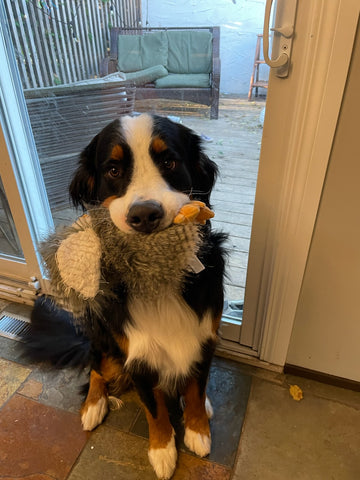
216 339 283 373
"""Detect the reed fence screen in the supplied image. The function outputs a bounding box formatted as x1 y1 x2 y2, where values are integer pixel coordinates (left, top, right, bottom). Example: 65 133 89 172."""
5 0 141 89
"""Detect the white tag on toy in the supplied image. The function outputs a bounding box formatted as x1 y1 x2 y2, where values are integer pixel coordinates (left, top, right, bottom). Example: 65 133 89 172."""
188 255 205 274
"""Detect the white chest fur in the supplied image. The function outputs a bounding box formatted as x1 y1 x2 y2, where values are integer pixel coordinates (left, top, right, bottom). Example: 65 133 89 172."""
124 294 215 388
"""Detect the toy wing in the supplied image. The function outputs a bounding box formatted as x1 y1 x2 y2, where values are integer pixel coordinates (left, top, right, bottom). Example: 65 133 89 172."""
56 221 101 299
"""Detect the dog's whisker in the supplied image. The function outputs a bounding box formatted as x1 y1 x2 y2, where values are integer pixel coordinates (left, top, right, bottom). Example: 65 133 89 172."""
182 188 212 196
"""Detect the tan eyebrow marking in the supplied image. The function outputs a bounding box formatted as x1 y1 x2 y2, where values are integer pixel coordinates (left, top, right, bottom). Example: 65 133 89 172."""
111 144 123 160
151 136 168 154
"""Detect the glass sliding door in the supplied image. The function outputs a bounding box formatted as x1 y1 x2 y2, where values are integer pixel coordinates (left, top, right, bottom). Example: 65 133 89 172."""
0 2 53 302
0 176 23 259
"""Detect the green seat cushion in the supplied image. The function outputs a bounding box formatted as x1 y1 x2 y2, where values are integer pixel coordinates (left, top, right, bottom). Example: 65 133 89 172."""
166 31 212 74
125 65 168 86
118 31 168 72
155 73 210 88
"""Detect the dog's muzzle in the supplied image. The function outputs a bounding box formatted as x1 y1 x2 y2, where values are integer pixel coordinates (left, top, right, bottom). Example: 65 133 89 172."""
126 200 165 233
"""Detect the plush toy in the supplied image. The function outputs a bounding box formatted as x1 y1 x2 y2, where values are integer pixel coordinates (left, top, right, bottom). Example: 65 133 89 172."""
41 201 214 319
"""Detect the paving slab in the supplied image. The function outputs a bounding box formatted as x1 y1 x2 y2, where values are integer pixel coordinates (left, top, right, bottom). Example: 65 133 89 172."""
0 394 88 479
233 377 360 480
0 358 31 407
68 425 231 480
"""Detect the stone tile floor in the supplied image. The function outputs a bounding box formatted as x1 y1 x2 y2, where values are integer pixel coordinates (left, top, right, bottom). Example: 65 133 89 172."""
1 300 360 479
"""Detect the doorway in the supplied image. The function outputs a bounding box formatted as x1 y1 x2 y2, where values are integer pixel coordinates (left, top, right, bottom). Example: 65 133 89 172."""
0 0 268 356
2 0 354 364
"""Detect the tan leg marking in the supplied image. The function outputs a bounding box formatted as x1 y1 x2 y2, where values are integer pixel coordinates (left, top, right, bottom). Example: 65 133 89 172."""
145 389 177 480
183 377 211 457
114 333 129 357
81 352 130 431
100 353 132 397
100 355 124 382
145 389 174 449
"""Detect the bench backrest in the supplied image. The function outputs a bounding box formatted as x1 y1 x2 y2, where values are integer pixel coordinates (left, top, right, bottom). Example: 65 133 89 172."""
110 27 219 75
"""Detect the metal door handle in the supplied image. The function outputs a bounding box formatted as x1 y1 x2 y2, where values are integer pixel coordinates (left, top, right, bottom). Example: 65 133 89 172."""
263 0 298 77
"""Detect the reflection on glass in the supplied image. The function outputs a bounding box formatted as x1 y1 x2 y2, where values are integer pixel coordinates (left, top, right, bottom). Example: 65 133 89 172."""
5 0 139 227
0 177 23 258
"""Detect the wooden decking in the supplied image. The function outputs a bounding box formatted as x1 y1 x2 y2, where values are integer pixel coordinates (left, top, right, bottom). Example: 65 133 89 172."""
182 96 265 301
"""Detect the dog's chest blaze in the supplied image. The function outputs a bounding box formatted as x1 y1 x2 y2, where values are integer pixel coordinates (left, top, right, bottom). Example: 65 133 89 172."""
124 294 215 383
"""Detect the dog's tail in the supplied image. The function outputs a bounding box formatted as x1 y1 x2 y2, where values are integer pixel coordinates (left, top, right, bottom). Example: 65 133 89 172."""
21 295 90 369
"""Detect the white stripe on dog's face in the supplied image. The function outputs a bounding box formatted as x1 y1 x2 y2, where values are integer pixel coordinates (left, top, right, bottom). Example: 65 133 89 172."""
108 114 188 233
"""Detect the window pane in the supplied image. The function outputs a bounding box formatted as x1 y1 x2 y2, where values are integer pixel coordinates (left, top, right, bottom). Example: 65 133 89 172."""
0 177 23 259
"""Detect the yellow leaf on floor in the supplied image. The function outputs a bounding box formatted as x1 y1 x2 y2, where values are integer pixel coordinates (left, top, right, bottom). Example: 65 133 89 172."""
289 384 303 401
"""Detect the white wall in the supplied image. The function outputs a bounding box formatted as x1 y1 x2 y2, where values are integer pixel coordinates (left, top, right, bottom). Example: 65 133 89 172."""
141 0 269 95
286 24 360 382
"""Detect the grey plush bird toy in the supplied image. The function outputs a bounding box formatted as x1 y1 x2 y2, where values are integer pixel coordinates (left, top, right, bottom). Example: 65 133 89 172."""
41 200 214 319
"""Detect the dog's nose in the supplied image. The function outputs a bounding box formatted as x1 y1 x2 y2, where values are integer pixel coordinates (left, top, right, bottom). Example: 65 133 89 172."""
126 201 164 233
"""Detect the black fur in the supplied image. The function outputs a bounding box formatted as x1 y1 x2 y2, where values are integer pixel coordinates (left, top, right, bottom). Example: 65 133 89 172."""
183 230 228 320
152 115 218 206
69 119 134 209
23 296 90 368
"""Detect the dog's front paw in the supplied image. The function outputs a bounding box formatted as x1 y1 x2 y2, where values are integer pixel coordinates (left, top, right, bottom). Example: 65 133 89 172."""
81 396 108 431
148 433 177 479
184 427 211 457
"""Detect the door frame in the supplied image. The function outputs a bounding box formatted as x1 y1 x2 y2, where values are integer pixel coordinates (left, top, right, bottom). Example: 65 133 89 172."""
0 3 53 296
242 0 359 365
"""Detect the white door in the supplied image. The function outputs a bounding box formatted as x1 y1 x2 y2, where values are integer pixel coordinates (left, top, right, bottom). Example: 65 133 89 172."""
238 0 359 364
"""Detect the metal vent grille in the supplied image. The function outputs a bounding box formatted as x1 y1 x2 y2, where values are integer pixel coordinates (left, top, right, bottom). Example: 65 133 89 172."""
0 314 32 341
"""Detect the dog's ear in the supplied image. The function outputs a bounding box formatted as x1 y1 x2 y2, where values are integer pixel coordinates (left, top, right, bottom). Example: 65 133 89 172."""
153 115 218 205
184 129 218 206
192 148 218 206
69 134 99 209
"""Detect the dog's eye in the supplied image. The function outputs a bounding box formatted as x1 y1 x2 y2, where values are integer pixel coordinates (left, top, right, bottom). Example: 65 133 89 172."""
108 167 121 178
163 159 176 170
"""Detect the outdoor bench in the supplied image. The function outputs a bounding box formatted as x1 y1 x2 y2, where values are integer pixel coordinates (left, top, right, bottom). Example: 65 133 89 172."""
100 26 221 119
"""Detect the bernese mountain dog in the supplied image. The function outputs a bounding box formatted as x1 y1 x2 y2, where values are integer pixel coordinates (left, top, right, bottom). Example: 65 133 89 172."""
29 113 226 479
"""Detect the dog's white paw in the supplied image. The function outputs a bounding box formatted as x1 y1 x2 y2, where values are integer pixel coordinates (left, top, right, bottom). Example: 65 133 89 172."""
81 396 108 431
205 395 214 419
148 434 177 479
184 427 211 457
